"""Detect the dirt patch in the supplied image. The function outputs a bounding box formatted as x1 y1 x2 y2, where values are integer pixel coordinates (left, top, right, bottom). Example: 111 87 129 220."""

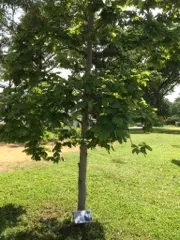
0 144 79 173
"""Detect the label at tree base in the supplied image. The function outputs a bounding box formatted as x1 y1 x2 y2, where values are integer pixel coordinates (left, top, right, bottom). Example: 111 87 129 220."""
73 210 92 224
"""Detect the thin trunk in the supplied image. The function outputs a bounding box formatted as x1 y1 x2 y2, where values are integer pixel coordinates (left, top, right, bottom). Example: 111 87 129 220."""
77 12 94 211
78 113 89 210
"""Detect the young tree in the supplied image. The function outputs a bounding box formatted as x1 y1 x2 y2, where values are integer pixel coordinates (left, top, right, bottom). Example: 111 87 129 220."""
0 0 178 211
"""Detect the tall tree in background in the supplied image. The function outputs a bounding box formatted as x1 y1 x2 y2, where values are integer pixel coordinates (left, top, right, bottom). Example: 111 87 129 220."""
0 0 179 210
140 1 180 110
0 0 22 88
0 0 39 87
157 98 172 117
172 97 180 117
143 57 180 110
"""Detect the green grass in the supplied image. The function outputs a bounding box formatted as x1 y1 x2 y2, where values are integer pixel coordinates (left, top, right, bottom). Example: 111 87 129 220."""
0 129 180 239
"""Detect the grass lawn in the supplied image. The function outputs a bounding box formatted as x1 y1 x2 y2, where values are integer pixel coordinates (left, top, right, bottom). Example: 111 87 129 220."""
0 128 180 239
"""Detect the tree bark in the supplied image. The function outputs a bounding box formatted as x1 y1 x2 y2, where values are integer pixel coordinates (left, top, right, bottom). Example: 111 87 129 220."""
77 12 94 211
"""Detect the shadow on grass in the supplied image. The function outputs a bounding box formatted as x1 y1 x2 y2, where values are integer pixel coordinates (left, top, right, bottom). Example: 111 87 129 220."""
171 159 180 167
0 143 25 148
8 144 24 148
129 128 180 135
172 145 180 149
112 158 125 164
0 205 105 240
153 128 180 135
12 220 105 240
0 204 26 233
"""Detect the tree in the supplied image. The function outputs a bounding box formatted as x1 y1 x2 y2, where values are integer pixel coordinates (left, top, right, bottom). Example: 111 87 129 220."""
144 61 180 109
136 1 180 109
156 98 172 117
0 0 38 88
172 97 180 117
0 0 179 211
0 0 21 89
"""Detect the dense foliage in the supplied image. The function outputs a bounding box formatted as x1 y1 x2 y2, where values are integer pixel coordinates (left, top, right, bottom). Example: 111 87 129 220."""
0 0 162 159
0 0 180 209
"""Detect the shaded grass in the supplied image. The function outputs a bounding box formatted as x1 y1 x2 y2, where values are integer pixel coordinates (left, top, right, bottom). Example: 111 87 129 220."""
0 131 180 239
171 159 180 167
0 213 105 240
130 126 180 135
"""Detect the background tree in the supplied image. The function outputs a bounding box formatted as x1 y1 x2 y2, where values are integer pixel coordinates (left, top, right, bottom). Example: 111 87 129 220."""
1 0 179 211
0 0 22 89
172 97 180 117
131 0 180 110
156 98 172 118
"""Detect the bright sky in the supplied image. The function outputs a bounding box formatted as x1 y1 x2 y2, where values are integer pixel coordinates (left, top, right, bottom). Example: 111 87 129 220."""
166 85 180 102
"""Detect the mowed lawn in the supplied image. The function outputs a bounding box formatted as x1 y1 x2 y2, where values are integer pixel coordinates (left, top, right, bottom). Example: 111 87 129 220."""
0 129 180 240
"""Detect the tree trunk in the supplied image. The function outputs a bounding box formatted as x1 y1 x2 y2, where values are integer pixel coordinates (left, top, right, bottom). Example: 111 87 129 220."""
77 12 94 211
78 114 89 210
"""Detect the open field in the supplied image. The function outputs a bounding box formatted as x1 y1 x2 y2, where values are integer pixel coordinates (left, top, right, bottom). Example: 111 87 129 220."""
0 144 79 173
0 128 180 239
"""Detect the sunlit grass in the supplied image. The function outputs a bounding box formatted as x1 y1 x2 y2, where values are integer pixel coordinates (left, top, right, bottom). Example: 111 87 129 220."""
0 130 180 239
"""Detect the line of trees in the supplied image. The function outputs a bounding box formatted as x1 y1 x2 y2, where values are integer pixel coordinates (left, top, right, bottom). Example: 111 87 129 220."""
159 97 180 125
